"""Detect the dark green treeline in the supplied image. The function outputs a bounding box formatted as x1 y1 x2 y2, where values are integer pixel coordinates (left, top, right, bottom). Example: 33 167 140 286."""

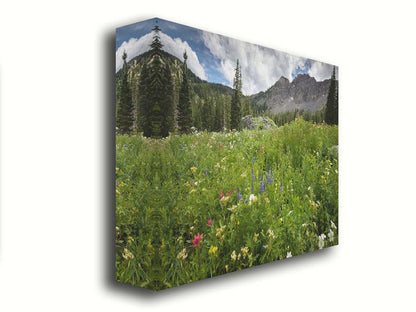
324 66 338 125
116 23 243 137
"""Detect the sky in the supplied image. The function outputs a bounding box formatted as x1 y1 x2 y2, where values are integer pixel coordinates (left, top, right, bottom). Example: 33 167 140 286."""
116 18 336 96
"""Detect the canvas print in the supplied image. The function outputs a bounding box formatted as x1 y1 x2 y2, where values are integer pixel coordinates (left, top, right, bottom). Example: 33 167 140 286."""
115 18 338 290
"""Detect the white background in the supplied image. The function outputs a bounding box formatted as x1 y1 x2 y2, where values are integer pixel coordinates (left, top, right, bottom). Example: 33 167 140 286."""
1 0 415 311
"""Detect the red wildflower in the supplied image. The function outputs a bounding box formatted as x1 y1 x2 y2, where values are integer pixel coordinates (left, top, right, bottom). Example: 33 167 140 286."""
192 233 203 247
219 193 224 199
207 219 212 227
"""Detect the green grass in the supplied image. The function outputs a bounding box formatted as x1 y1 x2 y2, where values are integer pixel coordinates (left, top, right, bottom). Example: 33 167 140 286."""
115 118 338 290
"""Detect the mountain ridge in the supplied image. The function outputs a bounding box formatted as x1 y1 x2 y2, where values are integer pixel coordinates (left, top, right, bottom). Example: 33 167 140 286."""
249 74 331 113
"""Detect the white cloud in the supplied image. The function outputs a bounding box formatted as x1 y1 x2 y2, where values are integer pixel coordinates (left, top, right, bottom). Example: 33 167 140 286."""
308 61 334 81
116 33 153 71
201 31 333 95
115 32 207 80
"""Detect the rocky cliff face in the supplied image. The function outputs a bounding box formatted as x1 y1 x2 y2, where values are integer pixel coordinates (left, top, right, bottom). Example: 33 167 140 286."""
249 74 331 113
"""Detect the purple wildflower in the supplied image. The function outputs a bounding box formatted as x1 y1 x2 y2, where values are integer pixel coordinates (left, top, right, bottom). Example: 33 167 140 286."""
267 168 274 184
252 168 256 181
251 181 254 193
238 188 242 201
259 174 265 194
205 168 208 175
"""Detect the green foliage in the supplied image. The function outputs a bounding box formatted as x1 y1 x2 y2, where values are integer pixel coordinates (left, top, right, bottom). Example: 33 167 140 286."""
177 51 192 133
116 51 134 134
267 109 325 127
242 97 252 117
116 119 338 290
324 66 338 125
137 23 174 138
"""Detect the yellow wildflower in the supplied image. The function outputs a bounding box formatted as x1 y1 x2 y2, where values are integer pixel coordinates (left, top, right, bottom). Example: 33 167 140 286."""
241 246 249 259
240 172 247 178
225 265 229 272
127 236 134 244
231 250 237 261
253 233 259 242
216 225 226 239
264 197 270 204
190 167 197 174
231 205 237 213
122 248 134 261
220 196 229 204
209 246 218 255
268 229 276 239
177 248 188 260
309 200 319 210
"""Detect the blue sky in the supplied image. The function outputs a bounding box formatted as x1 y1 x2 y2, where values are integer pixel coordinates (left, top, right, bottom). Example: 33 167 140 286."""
116 18 335 95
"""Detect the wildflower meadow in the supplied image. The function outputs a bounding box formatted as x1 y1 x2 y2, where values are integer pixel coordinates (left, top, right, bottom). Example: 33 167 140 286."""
115 118 338 290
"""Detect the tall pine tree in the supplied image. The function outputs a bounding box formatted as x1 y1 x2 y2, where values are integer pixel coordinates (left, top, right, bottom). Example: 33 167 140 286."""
230 59 242 130
324 66 338 125
138 22 174 138
177 51 192 133
116 51 134 134
242 97 252 117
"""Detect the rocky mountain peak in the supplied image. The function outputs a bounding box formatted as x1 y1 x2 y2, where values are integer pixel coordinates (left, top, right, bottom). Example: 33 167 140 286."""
250 74 331 114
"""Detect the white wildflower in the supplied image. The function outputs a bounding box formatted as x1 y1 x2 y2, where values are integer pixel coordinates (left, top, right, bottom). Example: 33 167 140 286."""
328 229 334 242
249 194 257 205
318 234 326 249
286 251 292 258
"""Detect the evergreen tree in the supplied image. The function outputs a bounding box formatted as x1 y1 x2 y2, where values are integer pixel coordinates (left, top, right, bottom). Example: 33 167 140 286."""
242 97 252 117
201 98 213 131
177 51 192 133
116 51 134 134
224 94 231 130
230 60 242 130
324 66 338 125
191 95 202 130
213 95 223 132
138 22 174 138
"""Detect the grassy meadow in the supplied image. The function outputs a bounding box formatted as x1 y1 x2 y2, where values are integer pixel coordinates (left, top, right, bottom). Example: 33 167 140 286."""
115 118 338 290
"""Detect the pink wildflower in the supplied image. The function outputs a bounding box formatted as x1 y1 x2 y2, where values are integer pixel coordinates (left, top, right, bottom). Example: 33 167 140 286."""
192 233 203 247
219 193 224 199
207 219 212 227
226 190 231 196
